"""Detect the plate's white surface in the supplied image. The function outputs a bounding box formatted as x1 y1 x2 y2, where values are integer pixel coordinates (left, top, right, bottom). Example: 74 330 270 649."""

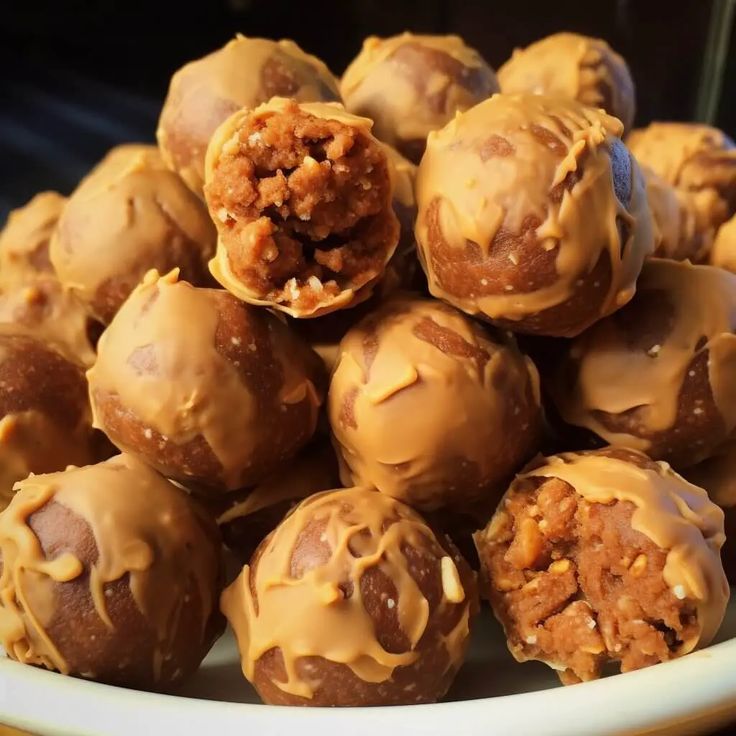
1 599 735 736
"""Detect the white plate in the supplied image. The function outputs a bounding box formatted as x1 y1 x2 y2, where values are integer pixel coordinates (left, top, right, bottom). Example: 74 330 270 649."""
1 599 735 736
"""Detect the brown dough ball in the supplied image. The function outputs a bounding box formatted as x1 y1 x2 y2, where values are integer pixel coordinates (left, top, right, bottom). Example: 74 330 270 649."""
498 33 635 132
550 259 736 469
710 212 736 273
87 270 325 494
415 93 654 337
0 453 223 690
50 145 216 324
221 487 478 706
328 295 542 510
341 33 499 164
157 35 341 194
474 447 728 684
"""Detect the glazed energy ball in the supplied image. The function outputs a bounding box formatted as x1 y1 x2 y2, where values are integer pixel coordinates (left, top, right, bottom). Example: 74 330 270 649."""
87 270 325 493
474 448 728 684
50 145 216 324
551 259 736 469
329 296 542 510
415 94 654 337
0 454 223 690
498 33 635 132
157 35 341 194
341 33 499 164
221 487 478 706
205 98 400 317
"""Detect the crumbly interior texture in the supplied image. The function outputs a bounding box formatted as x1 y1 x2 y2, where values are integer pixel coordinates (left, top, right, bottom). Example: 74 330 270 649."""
476 477 699 684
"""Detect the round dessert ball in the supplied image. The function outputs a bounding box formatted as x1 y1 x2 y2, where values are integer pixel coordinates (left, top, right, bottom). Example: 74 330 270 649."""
710 212 736 273
157 35 341 195
221 486 478 706
474 447 729 684
328 295 542 510
550 258 736 469
0 453 223 690
205 98 400 318
415 93 654 337
50 145 216 324
87 269 326 493
497 33 635 132
341 33 499 164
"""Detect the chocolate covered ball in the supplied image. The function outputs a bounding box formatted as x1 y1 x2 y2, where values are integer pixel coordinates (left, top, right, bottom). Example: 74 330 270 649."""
498 33 635 132
157 35 341 194
474 448 728 684
550 259 736 469
87 270 325 493
50 145 216 324
415 93 654 337
710 212 736 273
221 487 478 706
329 296 542 510
341 33 499 164
0 454 223 690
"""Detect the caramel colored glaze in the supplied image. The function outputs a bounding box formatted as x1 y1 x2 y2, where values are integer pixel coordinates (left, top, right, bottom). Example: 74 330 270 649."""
341 33 499 164
87 270 325 493
157 35 341 194
414 93 654 337
552 259 736 468
711 212 736 273
498 33 635 132
0 454 224 689
221 487 478 705
328 295 542 511
50 145 216 324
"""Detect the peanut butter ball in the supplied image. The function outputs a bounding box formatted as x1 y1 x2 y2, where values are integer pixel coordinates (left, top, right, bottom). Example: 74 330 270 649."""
222 487 478 706
498 33 635 131
329 296 542 510
157 35 341 194
341 33 499 164
415 94 654 337
475 448 728 684
0 454 223 690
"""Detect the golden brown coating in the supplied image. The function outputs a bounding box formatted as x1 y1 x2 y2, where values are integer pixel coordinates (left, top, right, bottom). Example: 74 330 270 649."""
341 33 499 164
497 33 635 132
328 296 542 510
0 454 223 690
710 212 736 273
415 93 653 337
474 448 728 684
551 259 736 468
221 487 478 705
157 35 341 194
87 270 325 494
205 98 400 318
50 145 216 324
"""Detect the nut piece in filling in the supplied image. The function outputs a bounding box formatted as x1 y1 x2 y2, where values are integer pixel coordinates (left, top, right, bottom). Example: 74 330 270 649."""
328 295 542 511
550 259 736 469
414 93 654 337
474 447 728 684
221 487 478 706
87 269 326 493
157 35 341 195
341 33 499 164
0 454 224 690
204 98 400 318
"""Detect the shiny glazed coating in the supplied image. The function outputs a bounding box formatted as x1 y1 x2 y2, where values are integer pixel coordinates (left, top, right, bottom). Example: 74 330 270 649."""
414 93 654 337
329 296 542 510
474 448 728 684
551 259 736 468
50 145 216 324
221 487 478 705
710 213 736 273
157 35 341 194
0 454 224 690
341 33 499 164
87 270 325 493
498 33 635 131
